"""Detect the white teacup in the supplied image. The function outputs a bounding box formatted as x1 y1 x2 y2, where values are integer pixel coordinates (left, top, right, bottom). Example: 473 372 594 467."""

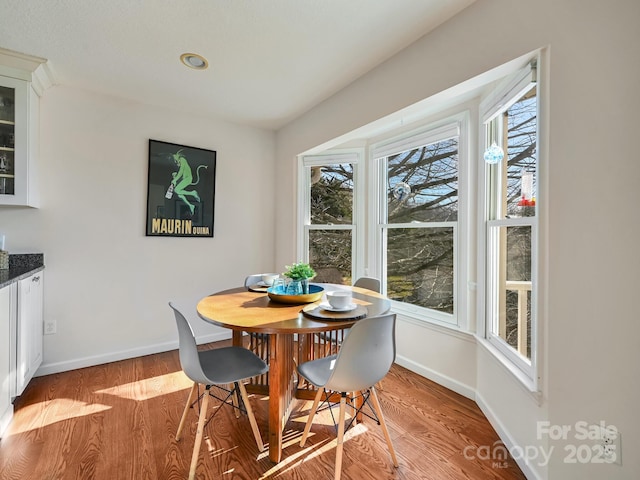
261 273 279 286
326 291 352 309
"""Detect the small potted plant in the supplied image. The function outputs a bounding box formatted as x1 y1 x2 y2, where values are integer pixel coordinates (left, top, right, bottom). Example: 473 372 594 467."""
283 262 316 294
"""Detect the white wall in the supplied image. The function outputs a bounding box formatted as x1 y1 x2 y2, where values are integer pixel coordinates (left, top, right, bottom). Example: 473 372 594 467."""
395 316 477 400
275 1 640 479
0 85 276 372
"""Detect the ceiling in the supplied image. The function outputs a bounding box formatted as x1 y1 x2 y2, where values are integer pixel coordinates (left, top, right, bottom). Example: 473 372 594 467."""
0 0 475 130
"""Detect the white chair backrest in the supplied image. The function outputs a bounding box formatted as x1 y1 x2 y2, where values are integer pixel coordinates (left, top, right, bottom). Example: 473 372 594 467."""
353 277 381 293
244 274 263 287
169 302 211 385
324 313 396 393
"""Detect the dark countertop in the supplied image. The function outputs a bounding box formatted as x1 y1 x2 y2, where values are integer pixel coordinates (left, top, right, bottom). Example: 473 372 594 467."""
0 254 45 289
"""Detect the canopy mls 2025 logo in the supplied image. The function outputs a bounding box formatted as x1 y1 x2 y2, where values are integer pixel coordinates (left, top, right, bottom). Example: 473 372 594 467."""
145 139 216 237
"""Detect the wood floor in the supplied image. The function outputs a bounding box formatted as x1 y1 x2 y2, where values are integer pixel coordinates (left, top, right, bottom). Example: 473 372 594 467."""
0 341 526 480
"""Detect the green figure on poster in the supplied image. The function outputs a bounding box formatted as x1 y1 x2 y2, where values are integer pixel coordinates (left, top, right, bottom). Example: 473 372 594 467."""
166 149 208 215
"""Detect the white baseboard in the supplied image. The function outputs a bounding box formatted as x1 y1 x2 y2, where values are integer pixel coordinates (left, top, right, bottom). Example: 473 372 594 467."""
35 331 232 377
475 391 544 480
396 354 544 480
395 354 476 400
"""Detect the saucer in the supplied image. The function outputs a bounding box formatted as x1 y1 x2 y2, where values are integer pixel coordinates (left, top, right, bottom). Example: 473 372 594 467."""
248 284 270 293
320 302 358 312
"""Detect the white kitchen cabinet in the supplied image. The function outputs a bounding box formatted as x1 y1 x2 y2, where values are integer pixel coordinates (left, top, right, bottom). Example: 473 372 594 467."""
0 47 53 208
16 271 44 396
0 75 39 207
0 282 17 438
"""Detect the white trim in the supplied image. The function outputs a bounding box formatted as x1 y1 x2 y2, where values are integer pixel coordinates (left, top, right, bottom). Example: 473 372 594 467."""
479 51 542 390
394 355 475 400
296 155 308 261
365 143 381 279
484 221 537 382
306 224 353 230
397 313 475 343
298 149 363 279
532 47 550 397
35 330 231 376
353 148 366 278
487 216 536 227
480 60 536 123
390 286 457 325
303 152 359 166
456 111 472 332
475 391 544 480
372 122 459 159
30 63 56 97
476 337 542 403
376 115 466 328
384 220 456 229
0 47 56 97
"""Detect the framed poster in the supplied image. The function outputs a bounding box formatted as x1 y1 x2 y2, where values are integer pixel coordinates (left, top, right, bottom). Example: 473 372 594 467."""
146 139 216 237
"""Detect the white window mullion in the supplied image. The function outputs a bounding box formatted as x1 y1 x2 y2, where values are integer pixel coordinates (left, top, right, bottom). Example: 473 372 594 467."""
361 145 379 280
297 157 310 261
352 148 365 280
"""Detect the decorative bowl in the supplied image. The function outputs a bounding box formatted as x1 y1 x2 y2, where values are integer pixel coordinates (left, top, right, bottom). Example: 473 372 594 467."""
267 284 324 304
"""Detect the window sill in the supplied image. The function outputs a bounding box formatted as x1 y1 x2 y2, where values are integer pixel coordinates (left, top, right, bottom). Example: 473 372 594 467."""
392 302 474 343
475 336 543 405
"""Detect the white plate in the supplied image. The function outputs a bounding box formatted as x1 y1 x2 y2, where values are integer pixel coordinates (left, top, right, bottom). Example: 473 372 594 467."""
320 302 358 312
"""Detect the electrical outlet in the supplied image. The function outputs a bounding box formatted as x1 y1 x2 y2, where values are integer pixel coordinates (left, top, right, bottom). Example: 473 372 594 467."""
44 318 56 335
600 426 621 465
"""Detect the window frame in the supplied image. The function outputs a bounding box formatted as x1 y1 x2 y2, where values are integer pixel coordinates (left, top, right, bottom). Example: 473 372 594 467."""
293 51 546 394
478 58 541 390
371 114 470 328
297 151 364 281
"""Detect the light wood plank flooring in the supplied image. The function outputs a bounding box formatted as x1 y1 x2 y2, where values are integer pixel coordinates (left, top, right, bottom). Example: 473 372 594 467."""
0 341 526 479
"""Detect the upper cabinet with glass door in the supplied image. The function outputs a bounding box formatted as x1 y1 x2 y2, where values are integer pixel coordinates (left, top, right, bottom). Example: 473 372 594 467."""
0 48 53 207
0 74 38 207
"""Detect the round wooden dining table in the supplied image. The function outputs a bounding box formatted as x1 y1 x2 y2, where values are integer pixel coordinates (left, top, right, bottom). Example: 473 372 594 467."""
196 283 390 463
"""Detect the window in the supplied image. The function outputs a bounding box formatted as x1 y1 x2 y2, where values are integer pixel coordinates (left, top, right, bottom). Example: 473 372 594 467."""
295 54 541 362
481 60 539 383
373 121 465 325
299 153 360 284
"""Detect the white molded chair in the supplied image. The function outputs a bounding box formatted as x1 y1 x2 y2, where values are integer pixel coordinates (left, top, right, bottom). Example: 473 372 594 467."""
352 276 381 293
298 312 399 480
169 302 269 480
244 273 268 289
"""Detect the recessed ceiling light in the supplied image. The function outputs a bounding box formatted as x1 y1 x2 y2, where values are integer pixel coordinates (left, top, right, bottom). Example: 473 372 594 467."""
180 53 208 70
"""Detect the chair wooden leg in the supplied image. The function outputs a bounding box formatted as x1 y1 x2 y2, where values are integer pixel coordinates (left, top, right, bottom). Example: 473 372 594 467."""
189 385 210 480
176 382 198 441
369 386 399 468
237 381 265 452
300 387 324 447
334 393 347 480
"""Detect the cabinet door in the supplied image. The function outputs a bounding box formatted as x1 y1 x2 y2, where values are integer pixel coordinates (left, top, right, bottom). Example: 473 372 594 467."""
0 283 16 437
16 272 43 396
0 75 36 207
